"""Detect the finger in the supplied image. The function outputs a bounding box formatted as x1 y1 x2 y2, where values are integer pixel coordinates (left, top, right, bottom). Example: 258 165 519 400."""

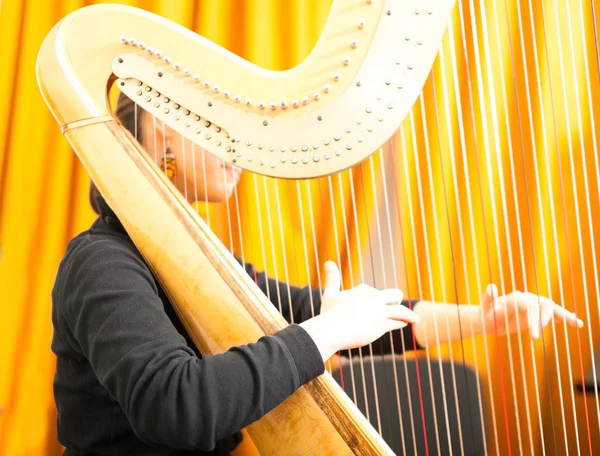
498 292 522 314
542 299 582 327
379 288 404 304
322 261 341 297
481 284 499 313
385 304 421 324
540 306 554 330
554 310 584 328
528 302 541 339
525 292 564 315
383 319 409 333
526 295 584 329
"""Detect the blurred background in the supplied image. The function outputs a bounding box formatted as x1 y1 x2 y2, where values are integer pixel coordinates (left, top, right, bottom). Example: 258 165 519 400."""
1 0 599 455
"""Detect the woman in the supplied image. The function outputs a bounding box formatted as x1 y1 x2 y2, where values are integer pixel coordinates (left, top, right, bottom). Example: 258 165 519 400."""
51 93 583 455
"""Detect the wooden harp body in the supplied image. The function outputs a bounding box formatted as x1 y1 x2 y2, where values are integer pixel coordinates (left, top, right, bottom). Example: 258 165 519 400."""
36 2 454 454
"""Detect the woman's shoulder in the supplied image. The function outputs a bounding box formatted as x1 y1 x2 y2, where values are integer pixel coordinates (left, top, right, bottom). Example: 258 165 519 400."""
51 219 161 351
54 219 156 301
65 220 143 267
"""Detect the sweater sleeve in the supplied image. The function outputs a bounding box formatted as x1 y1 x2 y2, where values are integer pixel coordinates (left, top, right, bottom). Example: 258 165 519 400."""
58 237 324 451
241 261 321 324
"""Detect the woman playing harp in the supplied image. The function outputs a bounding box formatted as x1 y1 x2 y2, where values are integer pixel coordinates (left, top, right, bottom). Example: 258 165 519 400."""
50 89 583 455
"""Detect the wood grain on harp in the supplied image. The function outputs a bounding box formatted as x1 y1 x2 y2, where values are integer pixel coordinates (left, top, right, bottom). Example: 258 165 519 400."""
36 0 597 455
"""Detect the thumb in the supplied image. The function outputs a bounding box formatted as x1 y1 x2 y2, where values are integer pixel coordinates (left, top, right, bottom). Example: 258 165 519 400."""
481 284 499 314
323 261 341 297
528 303 540 339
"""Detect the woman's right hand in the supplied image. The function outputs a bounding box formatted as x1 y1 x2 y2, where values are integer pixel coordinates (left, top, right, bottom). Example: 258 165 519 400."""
299 261 420 362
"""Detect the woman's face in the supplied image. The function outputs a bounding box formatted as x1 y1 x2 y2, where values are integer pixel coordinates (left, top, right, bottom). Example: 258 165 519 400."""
140 113 242 203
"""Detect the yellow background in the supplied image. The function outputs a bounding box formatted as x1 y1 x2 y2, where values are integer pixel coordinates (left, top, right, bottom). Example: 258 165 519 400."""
1 0 599 455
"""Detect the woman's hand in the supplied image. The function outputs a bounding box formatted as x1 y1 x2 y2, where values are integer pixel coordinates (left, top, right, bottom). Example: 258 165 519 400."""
480 284 584 339
300 262 420 362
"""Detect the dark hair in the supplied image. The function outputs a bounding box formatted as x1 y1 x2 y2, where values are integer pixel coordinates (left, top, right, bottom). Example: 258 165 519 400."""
89 92 143 214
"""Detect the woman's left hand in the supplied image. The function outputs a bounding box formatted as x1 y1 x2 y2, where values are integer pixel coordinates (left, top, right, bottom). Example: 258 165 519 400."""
480 284 584 339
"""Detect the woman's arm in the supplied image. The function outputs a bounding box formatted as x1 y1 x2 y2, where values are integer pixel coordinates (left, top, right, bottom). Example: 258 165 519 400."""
58 245 418 450
58 239 324 451
412 285 583 348
412 301 482 348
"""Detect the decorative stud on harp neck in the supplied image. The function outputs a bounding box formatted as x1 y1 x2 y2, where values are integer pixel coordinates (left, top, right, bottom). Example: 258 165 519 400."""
47 1 455 180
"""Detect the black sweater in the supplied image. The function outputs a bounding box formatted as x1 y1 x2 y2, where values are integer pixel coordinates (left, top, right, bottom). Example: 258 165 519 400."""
51 196 419 455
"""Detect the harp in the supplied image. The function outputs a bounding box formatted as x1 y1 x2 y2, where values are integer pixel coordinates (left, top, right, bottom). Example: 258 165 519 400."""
36 0 600 455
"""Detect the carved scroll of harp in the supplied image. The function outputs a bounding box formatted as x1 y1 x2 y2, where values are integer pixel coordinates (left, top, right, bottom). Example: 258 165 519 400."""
37 1 453 454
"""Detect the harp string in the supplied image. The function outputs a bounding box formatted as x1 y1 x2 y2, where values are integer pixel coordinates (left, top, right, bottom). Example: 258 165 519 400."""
477 3 532 452
419 89 459 454
325 176 349 380
304 179 323 302
374 148 410 452
487 0 543 451
505 3 557 448
222 165 235 257
361 156 396 437
412 96 456 454
327 175 359 403
576 0 600 429
262 176 284 314
152 116 158 164
512 0 574 451
232 172 247 269
242 175 260 281
522 0 584 451
442 20 490 455
463 0 524 452
305 179 353 400
376 152 412 443
496 3 543 452
434 38 487 454
324 174 356 405
252 173 271 302
134 98 138 145
181 136 188 202
581 0 600 289
561 0 600 432
593 0 600 79
405 110 443 456
428 45 482 453
326 170 380 428
528 0 597 453
538 0 594 452
161 122 166 177
293 181 316 321
283 180 306 324
454 1 502 452
272 179 295 322
346 168 379 425
351 166 392 434
303 179 328 377
389 134 427 454
198 147 208 227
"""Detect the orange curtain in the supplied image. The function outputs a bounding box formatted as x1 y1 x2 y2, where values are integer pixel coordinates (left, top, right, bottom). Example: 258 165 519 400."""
1 0 599 455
